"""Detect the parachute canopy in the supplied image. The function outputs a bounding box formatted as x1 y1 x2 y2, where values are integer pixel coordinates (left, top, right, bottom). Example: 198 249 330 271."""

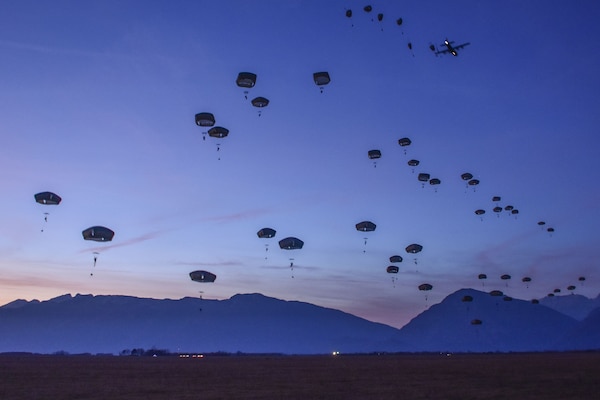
489 290 503 297
257 228 276 238
34 192 62 205
462 295 473 302
405 243 423 254
82 226 114 242
492 196 501 202
363 5 372 12
345 9 352 18
429 178 441 186
468 179 480 186
478 274 487 280
522 277 532 282
195 112 215 127
389 255 403 263
208 126 229 138
189 270 216 283
531 299 540 304
386 265 399 274
251 97 269 108
356 221 376 232
279 237 304 250
461 173 473 181
368 149 381 159
313 71 331 86
418 173 430 182
567 285 576 291
236 72 256 88
475 209 486 216
408 159 420 167
471 319 482 325
418 283 433 291
398 137 411 147
501 274 511 280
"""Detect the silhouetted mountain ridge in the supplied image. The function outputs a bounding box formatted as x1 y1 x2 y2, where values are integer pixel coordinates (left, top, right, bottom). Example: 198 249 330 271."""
1 290 598 354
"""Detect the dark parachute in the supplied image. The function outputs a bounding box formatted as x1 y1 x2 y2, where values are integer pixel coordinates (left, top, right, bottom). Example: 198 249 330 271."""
493 206 503 216
396 18 403 26
195 112 215 127
567 285 576 292
407 159 419 173
405 243 423 254
313 71 331 93
501 274 511 280
429 178 441 191
257 228 276 238
489 290 503 297
345 9 352 18
471 319 483 325
251 96 269 116
475 209 486 220
207 126 229 138
462 295 473 302
356 221 376 232
389 255 403 263
418 173 430 188
531 299 540 304
398 137 411 154
538 221 546 226
418 283 433 291
386 265 399 274
579 276 586 282
82 226 114 242
467 179 480 190
189 270 217 283
278 237 304 250
522 276 532 283
368 149 381 159
363 5 372 12
553 288 561 293
236 72 257 99
368 149 381 167
503 296 513 302
492 196 501 203
478 273 487 280
377 13 383 22
461 173 473 181
35 192 62 205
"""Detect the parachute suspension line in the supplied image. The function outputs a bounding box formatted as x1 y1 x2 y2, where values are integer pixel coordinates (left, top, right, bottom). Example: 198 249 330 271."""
264 243 269 260
289 258 294 278
243 90 248 100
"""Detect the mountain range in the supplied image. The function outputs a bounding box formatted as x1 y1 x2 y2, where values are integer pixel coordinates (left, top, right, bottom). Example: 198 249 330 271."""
0 289 598 354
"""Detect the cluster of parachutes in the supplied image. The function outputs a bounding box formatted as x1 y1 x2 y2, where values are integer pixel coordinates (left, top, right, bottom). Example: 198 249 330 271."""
35 191 115 275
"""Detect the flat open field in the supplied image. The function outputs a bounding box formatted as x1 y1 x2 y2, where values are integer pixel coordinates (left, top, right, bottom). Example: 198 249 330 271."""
1 352 598 399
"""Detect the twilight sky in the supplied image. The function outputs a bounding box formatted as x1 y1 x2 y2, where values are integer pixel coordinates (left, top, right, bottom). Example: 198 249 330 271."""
1 0 599 329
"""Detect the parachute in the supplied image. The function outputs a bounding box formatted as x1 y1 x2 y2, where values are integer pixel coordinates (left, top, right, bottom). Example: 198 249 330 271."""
82 226 114 275
501 274 511 287
313 71 331 93
405 243 423 254
189 270 217 283
257 228 276 259
407 159 419 173
35 191 61 231
207 126 229 138
389 255 403 263
34 192 62 205
475 209 486 221
531 299 540 304
386 265 399 274
396 18 403 26
368 149 381 167
257 228 276 238
522 276 532 288
461 173 473 181
278 237 304 250
398 137 411 154
467 179 480 190
503 296 513 301
418 283 432 291
538 221 546 226
567 285 576 292
363 5 372 13
493 206 503 217
345 9 352 18
492 196 501 203
489 290 503 297
356 221 376 232
553 288 561 293
251 97 269 116
195 112 215 127
429 178 441 192
377 13 383 22
82 226 114 242
471 319 482 325
418 173 430 188
236 72 256 99
478 273 487 287
462 295 473 302
278 237 303 277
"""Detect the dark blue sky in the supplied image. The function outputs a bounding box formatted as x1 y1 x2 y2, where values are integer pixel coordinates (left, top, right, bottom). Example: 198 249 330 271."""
1 0 599 328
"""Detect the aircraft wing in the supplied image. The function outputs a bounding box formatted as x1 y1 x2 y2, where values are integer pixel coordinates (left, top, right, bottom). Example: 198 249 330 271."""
434 48 451 55
453 42 470 50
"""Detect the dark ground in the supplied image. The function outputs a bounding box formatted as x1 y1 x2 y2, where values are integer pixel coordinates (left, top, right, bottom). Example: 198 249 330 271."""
0 352 598 399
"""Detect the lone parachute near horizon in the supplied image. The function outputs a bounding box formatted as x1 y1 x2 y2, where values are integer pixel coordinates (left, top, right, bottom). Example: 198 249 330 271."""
82 226 114 275
189 270 217 283
356 221 376 252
